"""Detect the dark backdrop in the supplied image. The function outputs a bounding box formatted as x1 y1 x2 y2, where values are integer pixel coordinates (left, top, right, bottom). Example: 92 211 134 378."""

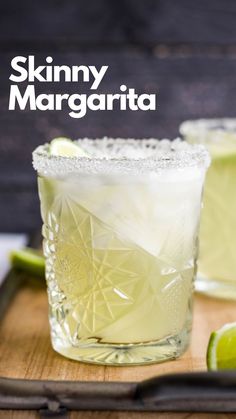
1 0 236 232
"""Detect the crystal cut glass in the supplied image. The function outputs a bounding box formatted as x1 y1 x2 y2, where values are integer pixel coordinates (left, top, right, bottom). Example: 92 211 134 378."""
33 138 209 365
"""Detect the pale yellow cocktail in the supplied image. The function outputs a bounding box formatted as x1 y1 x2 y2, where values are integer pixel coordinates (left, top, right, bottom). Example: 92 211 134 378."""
181 119 236 299
33 138 209 364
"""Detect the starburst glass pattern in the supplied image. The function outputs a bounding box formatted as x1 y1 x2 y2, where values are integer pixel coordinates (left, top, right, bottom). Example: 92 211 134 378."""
35 137 208 364
39 173 197 360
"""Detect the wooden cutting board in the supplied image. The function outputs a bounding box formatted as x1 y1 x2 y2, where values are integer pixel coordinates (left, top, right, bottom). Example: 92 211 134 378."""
0 279 236 418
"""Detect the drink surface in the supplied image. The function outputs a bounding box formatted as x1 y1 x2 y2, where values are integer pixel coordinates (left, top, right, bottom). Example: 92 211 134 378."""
34 138 208 364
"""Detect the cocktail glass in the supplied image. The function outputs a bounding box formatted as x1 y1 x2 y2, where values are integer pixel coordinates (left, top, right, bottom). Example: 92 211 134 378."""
180 119 236 299
33 138 209 365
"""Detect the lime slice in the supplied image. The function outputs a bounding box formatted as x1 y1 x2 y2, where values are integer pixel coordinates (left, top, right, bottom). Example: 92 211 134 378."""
50 137 89 157
10 248 45 278
207 322 236 370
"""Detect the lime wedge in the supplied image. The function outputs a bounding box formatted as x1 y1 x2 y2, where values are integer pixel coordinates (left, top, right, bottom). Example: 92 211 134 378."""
207 322 236 370
10 248 45 278
50 137 89 157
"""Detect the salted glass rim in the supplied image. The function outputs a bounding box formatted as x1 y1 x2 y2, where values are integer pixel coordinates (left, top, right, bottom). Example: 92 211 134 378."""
180 118 236 137
32 137 210 176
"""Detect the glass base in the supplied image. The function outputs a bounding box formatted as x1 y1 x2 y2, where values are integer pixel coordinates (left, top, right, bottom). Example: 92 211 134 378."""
195 274 236 300
51 327 190 366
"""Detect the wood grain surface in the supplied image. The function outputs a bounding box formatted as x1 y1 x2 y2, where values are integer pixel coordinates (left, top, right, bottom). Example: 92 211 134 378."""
0 281 236 417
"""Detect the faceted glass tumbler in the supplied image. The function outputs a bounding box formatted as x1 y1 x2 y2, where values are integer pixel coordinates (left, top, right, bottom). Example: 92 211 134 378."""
33 138 209 365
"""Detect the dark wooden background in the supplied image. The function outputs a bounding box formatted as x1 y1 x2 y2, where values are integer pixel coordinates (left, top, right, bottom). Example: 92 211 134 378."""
1 0 236 232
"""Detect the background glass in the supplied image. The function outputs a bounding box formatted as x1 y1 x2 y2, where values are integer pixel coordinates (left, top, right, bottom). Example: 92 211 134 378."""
180 119 236 299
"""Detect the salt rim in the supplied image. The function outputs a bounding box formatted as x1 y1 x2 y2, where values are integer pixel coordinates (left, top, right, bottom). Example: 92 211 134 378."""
32 137 210 176
180 118 236 137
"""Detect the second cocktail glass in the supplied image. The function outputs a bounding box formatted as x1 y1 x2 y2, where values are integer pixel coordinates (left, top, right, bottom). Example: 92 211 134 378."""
180 119 236 300
33 138 209 365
